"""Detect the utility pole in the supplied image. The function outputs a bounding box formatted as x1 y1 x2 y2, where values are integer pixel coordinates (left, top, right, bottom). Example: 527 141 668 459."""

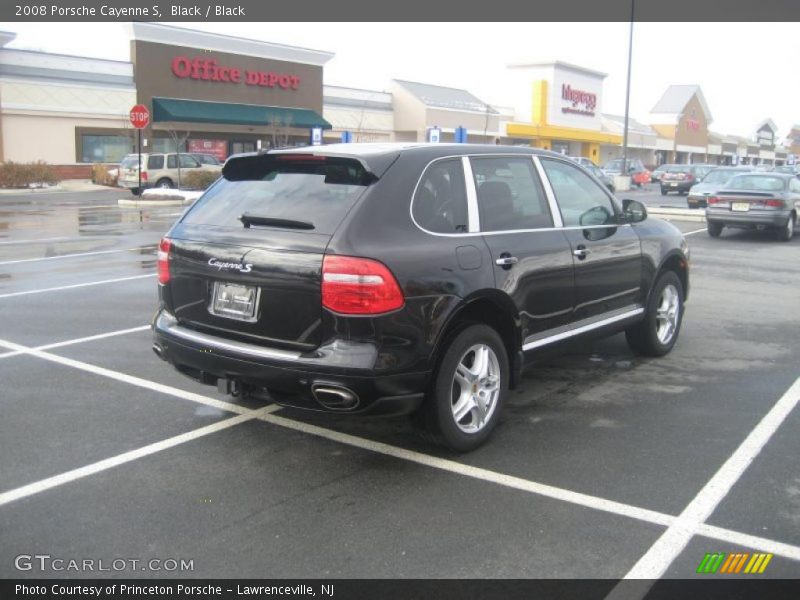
622 0 635 178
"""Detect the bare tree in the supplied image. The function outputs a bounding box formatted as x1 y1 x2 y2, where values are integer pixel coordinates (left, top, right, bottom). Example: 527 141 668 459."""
268 114 294 149
166 128 192 188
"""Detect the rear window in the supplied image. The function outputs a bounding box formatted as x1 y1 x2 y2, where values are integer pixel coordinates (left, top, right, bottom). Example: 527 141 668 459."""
182 155 373 234
727 175 786 192
120 155 140 169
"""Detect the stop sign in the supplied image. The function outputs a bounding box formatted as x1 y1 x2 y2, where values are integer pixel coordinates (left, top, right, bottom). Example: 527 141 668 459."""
129 104 150 129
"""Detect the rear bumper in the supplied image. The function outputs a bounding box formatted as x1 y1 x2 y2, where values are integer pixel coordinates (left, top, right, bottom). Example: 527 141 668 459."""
686 195 707 208
705 209 791 227
152 310 427 416
662 181 692 192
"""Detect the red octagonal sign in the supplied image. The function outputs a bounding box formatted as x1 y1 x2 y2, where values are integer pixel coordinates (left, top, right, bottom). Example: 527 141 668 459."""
129 104 150 129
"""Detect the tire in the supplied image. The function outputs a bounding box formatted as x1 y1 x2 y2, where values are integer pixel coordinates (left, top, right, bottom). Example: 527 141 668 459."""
129 187 140 196
156 178 174 189
626 271 684 357
415 324 508 452
707 222 723 238
660 188 668 196
776 214 795 242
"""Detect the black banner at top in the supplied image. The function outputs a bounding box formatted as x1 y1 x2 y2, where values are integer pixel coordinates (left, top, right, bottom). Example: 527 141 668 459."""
1 0 799 22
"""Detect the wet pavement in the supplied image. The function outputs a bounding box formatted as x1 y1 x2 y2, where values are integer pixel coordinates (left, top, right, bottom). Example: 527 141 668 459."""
0 189 798 581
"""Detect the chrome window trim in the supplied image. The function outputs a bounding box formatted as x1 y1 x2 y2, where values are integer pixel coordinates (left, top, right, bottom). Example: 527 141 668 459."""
522 307 644 351
409 155 474 238
532 156 565 227
461 156 480 232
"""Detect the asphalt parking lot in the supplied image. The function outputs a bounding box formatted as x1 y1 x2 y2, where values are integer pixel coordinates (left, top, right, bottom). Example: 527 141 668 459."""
0 188 798 581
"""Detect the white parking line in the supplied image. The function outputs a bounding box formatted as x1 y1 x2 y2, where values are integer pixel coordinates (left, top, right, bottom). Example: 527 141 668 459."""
684 227 707 236
3 336 800 567
0 325 150 360
0 245 156 266
0 273 156 299
620 376 800 580
0 337 249 415
0 406 279 508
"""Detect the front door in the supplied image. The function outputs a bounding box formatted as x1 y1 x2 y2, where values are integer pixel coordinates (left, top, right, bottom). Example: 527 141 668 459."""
539 157 642 323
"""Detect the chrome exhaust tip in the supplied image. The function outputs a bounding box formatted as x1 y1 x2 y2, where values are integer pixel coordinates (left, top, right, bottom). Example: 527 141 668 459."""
152 343 166 360
311 384 359 410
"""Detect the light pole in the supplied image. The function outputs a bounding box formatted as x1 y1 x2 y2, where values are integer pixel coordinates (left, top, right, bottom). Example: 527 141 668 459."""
621 0 635 178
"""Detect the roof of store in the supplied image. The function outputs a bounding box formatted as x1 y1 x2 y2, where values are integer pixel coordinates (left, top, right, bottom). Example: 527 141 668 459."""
393 79 498 114
650 85 713 123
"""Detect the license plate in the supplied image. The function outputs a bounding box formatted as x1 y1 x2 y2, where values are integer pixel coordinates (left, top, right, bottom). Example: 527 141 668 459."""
731 202 750 212
210 282 259 321
670 183 678 187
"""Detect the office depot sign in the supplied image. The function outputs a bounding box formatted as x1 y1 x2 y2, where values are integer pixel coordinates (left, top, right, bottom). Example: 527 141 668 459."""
171 56 301 90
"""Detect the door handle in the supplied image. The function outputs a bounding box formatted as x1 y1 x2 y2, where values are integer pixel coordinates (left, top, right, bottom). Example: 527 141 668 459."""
495 256 518 266
573 247 591 260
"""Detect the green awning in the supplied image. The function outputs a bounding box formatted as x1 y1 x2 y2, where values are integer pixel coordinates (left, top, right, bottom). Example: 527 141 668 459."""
152 97 331 129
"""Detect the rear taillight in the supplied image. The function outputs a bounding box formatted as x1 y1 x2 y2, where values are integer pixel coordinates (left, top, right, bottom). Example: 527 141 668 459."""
322 255 404 315
685 174 694 181
764 199 784 208
707 196 721 205
157 238 171 284
141 172 148 182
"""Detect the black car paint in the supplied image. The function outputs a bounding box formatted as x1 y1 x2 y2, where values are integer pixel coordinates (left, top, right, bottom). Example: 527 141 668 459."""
153 144 688 416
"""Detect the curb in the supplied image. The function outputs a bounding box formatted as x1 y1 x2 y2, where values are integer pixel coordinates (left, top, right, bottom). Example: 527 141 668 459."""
118 198 193 207
647 206 706 223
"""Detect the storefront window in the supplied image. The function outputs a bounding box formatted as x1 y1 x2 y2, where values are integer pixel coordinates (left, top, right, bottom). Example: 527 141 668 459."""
81 135 132 163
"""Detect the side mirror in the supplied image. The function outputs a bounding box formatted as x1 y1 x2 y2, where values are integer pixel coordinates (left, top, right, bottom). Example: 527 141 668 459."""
622 198 647 223
579 205 613 227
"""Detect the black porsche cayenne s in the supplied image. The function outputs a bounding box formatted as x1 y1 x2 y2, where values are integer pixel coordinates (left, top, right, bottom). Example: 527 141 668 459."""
153 143 690 451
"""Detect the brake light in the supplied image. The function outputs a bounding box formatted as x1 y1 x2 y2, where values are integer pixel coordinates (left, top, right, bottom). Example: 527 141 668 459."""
707 196 721 205
685 174 694 181
141 172 148 182
765 199 784 208
157 238 171 284
322 255 404 315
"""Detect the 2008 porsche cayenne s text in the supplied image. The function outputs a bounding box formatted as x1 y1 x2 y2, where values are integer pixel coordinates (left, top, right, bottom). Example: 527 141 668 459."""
152 144 690 451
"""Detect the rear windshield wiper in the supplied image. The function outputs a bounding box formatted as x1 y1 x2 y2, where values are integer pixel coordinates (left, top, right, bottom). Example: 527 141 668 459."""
239 213 315 230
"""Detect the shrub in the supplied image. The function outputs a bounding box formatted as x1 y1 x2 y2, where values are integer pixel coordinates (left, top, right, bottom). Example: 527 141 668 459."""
0 161 59 188
182 169 220 191
91 163 118 186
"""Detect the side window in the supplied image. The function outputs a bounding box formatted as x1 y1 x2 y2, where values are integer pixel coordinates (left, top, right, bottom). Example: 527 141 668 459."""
541 159 617 227
167 155 177 169
470 156 553 231
789 178 800 193
412 159 469 234
147 155 164 170
179 154 200 168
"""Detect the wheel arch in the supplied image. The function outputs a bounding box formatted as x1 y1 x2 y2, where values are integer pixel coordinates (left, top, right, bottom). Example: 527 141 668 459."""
429 290 522 389
653 250 689 303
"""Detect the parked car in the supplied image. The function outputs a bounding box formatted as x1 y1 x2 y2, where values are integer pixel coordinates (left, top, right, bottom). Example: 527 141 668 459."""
568 156 598 168
660 164 714 196
585 163 616 193
152 144 689 451
686 166 752 208
774 165 800 176
190 153 223 166
650 164 673 183
602 158 651 187
118 153 220 195
706 173 799 241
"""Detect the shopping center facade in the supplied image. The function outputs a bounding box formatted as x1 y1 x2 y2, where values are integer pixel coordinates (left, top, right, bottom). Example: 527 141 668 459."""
0 24 794 174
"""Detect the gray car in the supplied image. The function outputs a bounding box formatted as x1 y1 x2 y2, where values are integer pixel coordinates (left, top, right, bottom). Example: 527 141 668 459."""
686 166 752 209
585 164 616 193
706 173 799 241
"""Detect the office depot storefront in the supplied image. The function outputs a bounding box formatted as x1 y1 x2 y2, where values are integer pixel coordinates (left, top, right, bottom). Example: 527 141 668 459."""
0 23 332 168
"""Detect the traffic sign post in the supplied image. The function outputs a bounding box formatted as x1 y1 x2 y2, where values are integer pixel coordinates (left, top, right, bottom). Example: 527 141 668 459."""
129 104 150 197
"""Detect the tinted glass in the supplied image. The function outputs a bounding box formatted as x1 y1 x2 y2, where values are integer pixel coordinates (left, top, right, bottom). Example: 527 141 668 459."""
167 155 177 169
147 155 164 170
541 159 617 227
470 156 553 231
183 156 372 234
412 159 469 233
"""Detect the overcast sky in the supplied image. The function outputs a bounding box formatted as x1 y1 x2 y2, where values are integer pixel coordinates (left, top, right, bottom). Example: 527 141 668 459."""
2 21 798 140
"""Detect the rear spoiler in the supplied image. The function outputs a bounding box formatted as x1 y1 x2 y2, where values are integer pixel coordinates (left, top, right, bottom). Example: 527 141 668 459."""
222 150 398 182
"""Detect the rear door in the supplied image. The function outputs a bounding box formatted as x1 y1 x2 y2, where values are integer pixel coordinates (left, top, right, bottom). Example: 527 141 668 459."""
471 155 575 338
163 154 374 351
539 157 642 323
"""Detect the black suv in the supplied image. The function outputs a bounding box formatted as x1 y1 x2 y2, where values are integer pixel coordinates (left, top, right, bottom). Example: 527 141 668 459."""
153 144 690 451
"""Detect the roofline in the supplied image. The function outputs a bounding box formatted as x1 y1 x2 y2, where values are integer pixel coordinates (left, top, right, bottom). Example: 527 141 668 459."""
506 60 607 79
126 22 334 67
0 45 132 66
393 78 479 96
